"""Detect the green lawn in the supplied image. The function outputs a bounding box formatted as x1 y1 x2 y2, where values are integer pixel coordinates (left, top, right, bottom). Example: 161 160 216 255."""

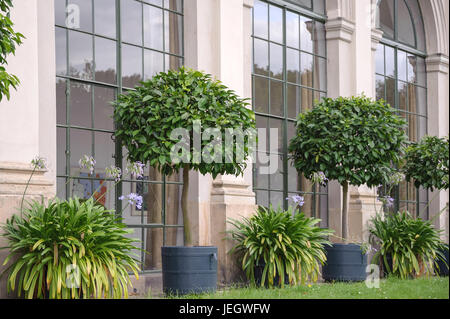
169 276 449 299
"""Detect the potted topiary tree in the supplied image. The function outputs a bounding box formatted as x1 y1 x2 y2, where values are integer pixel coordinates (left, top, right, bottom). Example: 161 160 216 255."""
288 95 408 281
403 135 449 276
113 67 256 294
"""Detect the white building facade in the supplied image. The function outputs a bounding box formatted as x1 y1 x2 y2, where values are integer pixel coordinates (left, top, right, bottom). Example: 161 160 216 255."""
0 0 448 297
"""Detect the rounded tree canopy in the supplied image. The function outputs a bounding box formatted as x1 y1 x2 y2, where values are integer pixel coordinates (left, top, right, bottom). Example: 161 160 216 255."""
288 95 408 187
404 135 449 191
113 67 256 178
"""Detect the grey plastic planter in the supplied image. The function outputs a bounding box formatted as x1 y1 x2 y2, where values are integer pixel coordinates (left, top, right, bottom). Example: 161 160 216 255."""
436 244 449 276
161 246 218 295
322 243 367 282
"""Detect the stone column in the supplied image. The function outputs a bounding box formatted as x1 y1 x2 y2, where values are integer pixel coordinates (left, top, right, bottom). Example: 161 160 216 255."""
325 0 384 242
0 0 56 298
426 54 449 243
209 0 257 284
325 1 355 241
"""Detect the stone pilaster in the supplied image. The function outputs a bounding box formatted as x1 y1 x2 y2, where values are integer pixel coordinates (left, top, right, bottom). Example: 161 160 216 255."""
0 162 54 298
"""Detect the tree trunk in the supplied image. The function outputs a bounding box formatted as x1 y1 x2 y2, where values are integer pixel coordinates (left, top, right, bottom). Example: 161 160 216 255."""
182 166 192 246
342 181 349 240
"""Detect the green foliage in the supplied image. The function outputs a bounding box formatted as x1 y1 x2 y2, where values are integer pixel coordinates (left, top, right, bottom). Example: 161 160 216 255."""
113 67 256 178
228 205 333 288
403 135 449 191
0 0 24 101
288 95 408 187
369 212 448 279
0 197 140 299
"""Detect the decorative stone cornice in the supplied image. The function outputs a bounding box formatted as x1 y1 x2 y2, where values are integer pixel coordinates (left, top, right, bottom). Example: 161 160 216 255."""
325 17 355 43
371 28 383 51
243 0 253 9
0 162 54 196
426 53 450 75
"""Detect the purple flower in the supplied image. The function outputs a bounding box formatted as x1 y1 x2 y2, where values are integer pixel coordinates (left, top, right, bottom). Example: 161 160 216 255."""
105 165 122 182
79 155 96 175
31 156 47 170
311 171 328 186
378 195 395 208
126 161 145 179
287 195 305 207
119 193 143 210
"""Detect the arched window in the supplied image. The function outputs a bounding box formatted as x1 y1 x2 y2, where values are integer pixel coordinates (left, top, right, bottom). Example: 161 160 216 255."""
375 0 428 219
55 0 184 272
252 0 328 226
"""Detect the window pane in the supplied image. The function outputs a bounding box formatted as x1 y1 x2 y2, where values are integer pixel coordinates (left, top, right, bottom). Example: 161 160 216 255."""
416 57 426 86
253 0 268 39
165 55 182 71
375 44 384 75
379 0 394 39
122 44 143 88
407 54 417 83
254 154 269 189
94 0 116 38
301 88 314 112
408 113 418 142
385 45 395 78
375 75 385 101
68 0 93 33
286 48 300 84
164 11 182 55
398 0 415 47
121 0 143 45
95 132 115 170
300 16 313 52
314 57 326 91
254 76 269 114
270 191 284 209
415 85 427 116
57 128 67 176
418 115 427 140
397 50 407 82
70 82 92 128
256 190 269 207
313 0 325 15
256 115 269 153
398 81 407 112
56 79 66 125
406 0 426 51
94 37 117 84
313 21 326 57
269 155 284 190
165 0 182 12
270 43 283 80
94 86 115 131
144 49 164 80
55 0 66 27
286 11 299 49
385 77 395 108
270 80 284 117
144 4 163 50
70 128 92 175
269 117 284 153
269 5 283 44
55 27 67 76
253 39 269 76
287 84 301 119
301 52 313 87
69 30 93 80
294 0 312 9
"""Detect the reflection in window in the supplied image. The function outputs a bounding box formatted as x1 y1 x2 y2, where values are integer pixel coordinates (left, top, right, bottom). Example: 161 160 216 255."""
376 0 428 218
252 0 327 226
55 0 185 272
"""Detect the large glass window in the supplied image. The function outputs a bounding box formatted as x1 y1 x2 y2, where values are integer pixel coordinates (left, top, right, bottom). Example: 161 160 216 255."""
55 0 184 273
252 0 328 227
376 0 428 219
